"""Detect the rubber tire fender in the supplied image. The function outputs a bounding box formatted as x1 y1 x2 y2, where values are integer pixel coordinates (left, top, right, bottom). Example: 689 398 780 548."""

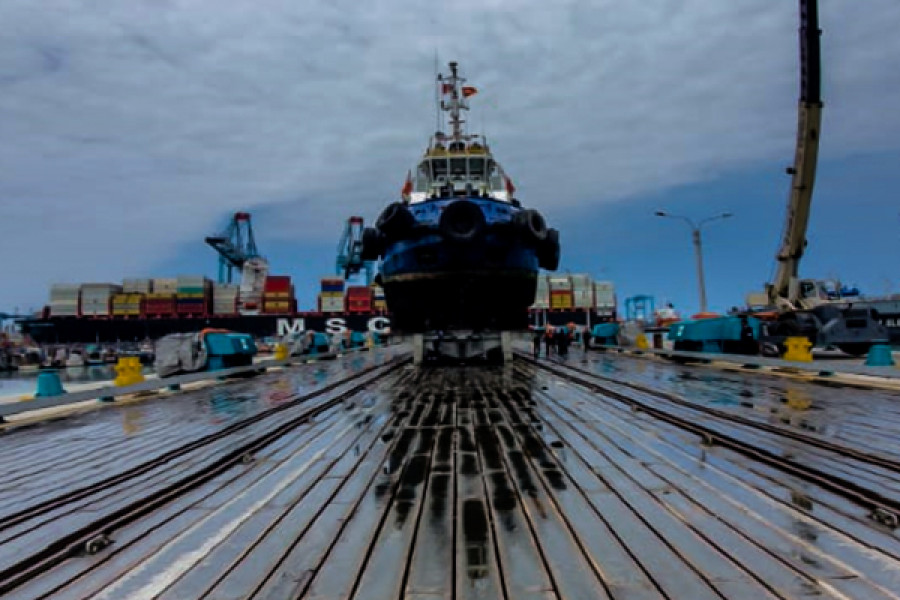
376 202 415 239
439 200 486 243
360 227 383 260
514 208 548 243
538 228 560 271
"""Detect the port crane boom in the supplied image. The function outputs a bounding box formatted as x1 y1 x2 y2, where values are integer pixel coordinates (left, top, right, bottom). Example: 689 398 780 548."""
205 212 261 284
750 0 887 354
769 0 822 308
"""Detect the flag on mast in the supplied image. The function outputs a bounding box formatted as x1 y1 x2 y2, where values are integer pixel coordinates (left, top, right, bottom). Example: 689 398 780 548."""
401 170 413 200
504 174 516 196
461 86 478 98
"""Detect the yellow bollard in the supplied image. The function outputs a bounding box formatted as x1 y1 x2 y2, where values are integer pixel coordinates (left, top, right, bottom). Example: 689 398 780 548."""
636 334 649 350
782 336 813 362
274 343 288 361
114 357 145 387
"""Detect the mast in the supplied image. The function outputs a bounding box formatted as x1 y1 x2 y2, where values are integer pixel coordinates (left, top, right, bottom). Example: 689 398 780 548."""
438 61 469 142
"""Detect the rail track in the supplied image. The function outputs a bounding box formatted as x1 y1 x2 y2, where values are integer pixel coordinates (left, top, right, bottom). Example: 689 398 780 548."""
4 354 900 598
0 356 408 596
522 354 900 527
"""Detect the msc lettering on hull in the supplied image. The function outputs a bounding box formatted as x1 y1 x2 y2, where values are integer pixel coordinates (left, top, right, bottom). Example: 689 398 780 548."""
276 317 390 337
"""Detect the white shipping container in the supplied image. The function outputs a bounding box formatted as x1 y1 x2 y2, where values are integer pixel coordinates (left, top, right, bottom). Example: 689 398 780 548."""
548 276 572 292
152 279 177 293
593 281 616 308
532 287 550 309
570 274 592 289
50 292 79 303
319 294 345 313
123 278 153 293
50 304 79 316
572 289 594 309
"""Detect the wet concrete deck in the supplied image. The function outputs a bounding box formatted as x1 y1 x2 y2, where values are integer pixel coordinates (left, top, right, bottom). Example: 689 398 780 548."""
2 350 900 599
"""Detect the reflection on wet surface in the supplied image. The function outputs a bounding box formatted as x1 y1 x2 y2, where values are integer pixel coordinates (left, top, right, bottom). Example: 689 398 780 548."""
578 352 900 458
6 351 900 599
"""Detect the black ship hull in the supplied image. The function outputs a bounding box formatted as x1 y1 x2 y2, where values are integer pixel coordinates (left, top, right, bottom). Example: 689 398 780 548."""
20 314 391 344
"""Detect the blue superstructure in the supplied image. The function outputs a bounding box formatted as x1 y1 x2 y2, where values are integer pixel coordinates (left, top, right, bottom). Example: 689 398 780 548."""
361 62 560 333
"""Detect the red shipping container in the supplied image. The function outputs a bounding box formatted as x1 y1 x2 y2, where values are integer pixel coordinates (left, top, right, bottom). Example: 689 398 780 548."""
346 297 373 313
347 286 372 298
264 276 292 293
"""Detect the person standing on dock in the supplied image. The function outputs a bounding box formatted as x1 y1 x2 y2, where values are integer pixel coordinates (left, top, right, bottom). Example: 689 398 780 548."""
556 327 569 359
532 328 542 358
544 326 554 357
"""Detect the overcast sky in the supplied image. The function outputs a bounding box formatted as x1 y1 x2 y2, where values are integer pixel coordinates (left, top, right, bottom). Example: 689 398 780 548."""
2 1 900 315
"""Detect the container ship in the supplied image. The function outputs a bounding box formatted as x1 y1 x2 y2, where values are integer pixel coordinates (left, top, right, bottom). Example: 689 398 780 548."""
360 62 560 333
17 270 619 345
19 271 390 345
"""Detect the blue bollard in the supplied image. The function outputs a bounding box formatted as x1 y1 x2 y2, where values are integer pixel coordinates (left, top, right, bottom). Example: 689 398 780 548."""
35 370 66 398
865 343 895 367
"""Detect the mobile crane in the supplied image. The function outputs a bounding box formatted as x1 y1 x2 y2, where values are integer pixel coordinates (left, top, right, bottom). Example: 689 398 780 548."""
746 0 887 355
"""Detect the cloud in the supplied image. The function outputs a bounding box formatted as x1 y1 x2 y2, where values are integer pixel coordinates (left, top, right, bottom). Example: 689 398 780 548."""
1 0 899 310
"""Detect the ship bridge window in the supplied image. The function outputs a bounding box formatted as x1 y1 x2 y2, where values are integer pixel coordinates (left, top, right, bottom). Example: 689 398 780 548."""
450 158 466 176
431 158 448 179
488 162 502 189
416 165 429 192
469 157 485 177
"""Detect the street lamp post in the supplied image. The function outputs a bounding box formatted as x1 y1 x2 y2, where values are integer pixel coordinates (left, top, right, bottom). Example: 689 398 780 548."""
655 210 733 314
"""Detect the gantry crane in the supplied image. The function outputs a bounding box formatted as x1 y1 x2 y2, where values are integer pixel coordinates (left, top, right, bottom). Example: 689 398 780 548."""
205 212 261 284
336 216 375 285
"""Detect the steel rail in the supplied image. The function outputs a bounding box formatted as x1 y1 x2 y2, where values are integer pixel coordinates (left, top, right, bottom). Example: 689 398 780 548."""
0 357 408 596
520 354 900 526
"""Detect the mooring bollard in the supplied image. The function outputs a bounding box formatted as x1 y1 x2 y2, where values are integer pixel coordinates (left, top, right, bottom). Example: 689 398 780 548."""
865 343 895 367
114 357 145 387
782 337 813 362
35 370 66 398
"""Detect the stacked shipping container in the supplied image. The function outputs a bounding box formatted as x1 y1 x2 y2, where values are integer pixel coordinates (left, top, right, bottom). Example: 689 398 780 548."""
213 284 239 315
373 286 387 312
345 286 373 313
47 272 402 320
122 279 153 294
548 276 573 309
81 284 122 317
50 284 80 317
571 274 593 309
533 276 550 309
111 294 143 316
262 276 295 314
175 275 209 315
593 281 616 316
319 277 345 313
529 274 617 314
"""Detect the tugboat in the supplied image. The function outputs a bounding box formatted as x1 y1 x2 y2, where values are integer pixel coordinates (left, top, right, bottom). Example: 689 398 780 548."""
362 62 560 334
